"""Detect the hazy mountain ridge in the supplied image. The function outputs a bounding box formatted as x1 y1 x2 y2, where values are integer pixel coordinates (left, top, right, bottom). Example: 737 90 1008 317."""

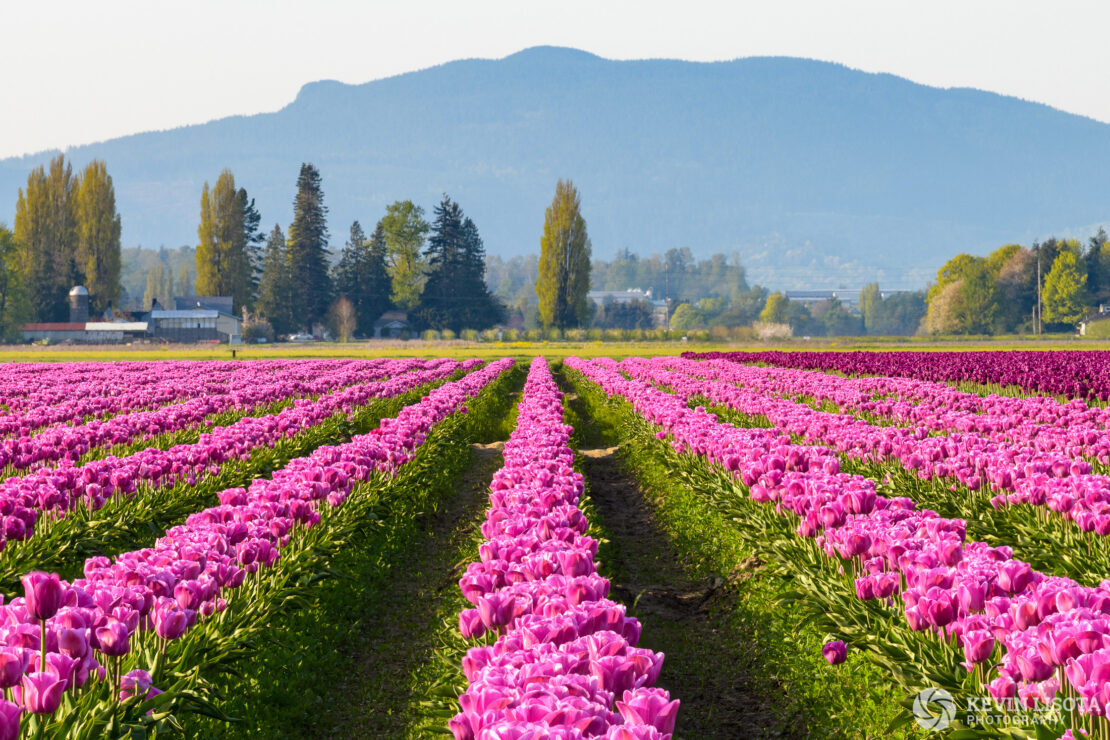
3 46 1109 290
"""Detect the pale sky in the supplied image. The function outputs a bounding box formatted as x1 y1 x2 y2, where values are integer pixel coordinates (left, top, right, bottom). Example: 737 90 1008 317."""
2 0 1108 160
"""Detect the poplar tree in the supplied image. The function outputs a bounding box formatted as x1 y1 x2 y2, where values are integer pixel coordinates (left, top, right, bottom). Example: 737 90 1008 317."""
15 155 79 322
75 160 122 314
256 224 294 335
381 200 429 312
286 163 332 330
196 169 256 313
536 179 591 329
0 225 24 338
334 220 392 336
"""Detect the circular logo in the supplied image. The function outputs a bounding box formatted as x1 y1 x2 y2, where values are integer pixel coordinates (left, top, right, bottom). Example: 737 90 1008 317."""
912 687 956 732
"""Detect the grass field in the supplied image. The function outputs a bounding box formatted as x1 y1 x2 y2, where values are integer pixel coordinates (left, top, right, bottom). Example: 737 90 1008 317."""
3 335 1110 362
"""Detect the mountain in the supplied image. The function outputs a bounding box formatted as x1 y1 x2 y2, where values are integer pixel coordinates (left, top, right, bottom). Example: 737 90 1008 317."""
2 46 1109 290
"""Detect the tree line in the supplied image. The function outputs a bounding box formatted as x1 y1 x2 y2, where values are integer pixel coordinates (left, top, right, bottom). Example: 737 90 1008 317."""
0 155 123 332
248 165 504 338
922 231 1109 334
7 155 1100 341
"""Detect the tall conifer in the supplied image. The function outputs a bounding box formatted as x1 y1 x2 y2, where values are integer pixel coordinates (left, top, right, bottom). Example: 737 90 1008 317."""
286 163 332 330
257 224 294 335
418 195 502 331
334 220 392 336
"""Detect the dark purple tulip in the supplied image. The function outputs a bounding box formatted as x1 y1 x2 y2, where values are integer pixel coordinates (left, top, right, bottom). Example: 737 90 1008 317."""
822 640 847 665
0 650 25 690
21 572 64 621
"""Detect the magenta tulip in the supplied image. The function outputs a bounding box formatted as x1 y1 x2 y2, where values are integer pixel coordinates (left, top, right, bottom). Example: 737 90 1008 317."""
94 619 130 657
822 640 847 665
21 572 64 621
617 688 680 735
0 699 19 740
20 672 65 714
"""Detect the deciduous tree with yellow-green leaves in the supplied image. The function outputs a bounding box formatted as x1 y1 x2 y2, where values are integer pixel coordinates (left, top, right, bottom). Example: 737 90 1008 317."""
536 179 591 329
76 160 121 314
1043 247 1088 325
14 154 121 321
195 169 261 313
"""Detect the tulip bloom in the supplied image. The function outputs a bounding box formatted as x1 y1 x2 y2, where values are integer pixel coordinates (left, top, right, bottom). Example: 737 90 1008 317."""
20 672 65 714
21 572 64 621
0 651 25 690
0 700 17 740
94 619 130 657
822 640 847 665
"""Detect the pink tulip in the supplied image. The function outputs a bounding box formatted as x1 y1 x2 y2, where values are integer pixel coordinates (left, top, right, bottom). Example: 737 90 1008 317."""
19 672 65 714
21 572 64 621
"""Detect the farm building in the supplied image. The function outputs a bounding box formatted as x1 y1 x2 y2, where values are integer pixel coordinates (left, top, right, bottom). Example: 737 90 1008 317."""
21 286 151 343
20 288 242 344
586 288 670 328
373 311 410 339
148 297 241 344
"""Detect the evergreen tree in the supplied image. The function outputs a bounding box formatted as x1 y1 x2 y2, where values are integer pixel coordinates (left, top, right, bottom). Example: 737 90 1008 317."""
536 180 591 329
256 224 294 336
1085 228 1110 305
14 155 79 321
334 220 367 300
238 188 264 303
286 163 332 330
1043 248 1088 326
334 220 392 336
381 200 429 312
418 195 502 331
196 169 256 313
75 160 122 315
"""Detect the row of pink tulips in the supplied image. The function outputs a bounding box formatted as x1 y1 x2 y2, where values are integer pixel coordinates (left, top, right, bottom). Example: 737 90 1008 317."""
0 358 478 548
0 360 369 440
0 358 514 738
0 361 231 412
452 358 677 740
570 356 1110 735
0 359 427 474
685 358 1110 462
625 357 1110 537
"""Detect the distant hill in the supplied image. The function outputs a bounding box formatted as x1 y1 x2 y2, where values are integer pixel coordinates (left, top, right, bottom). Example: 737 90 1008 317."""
3 46 1109 289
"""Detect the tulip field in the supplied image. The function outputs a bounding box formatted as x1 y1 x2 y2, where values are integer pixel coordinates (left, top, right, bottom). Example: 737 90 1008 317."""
6 349 1110 737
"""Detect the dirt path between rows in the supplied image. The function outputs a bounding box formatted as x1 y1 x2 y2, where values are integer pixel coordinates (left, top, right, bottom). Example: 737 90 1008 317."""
311 441 505 739
563 384 799 740
580 449 792 739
